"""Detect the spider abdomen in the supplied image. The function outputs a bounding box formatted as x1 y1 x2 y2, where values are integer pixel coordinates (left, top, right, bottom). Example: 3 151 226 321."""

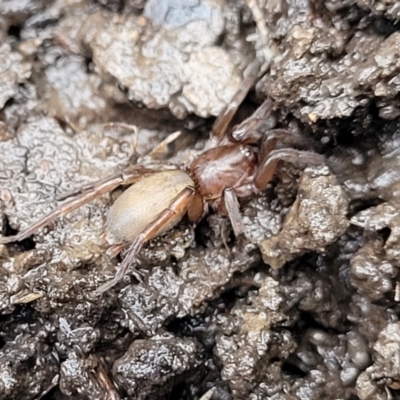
106 170 194 243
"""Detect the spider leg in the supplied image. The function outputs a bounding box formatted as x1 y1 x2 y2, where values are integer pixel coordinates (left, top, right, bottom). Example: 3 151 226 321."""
96 186 195 293
0 165 173 244
210 61 262 144
57 164 171 200
147 130 182 159
260 129 313 158
106 243 125 259
223 188 245 248
231 98 273 143
254 148 325 191
58 122 178 201
187 192 204 223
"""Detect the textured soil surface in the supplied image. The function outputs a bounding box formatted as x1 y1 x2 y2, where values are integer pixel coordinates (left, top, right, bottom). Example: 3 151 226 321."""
1 1 400 399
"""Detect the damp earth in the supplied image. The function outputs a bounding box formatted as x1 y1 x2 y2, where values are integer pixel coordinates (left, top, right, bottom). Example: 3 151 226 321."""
1 1 400 400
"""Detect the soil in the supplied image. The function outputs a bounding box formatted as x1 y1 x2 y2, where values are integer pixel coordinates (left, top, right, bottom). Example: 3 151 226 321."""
1 1 400 399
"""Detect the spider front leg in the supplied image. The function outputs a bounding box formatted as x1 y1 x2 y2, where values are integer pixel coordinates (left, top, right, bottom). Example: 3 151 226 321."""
254 148 325 191
259 129 313 159
231 97 274 143
0 165 163 244
96 186 196 293
210 61 262 145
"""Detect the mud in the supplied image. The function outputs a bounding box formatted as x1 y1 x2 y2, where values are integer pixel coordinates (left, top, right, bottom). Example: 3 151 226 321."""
1 1 400 400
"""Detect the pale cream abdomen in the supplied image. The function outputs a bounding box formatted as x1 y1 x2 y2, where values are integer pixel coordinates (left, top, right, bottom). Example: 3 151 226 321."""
106 170 194 243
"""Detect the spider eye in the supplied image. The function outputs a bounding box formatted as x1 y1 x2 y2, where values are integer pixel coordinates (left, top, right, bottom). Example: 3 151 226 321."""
239 145 251 157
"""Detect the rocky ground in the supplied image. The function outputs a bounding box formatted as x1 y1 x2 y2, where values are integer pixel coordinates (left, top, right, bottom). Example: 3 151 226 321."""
0 0 400 399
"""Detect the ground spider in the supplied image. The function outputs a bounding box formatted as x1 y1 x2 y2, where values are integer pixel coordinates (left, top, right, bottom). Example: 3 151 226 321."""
0 65 324 292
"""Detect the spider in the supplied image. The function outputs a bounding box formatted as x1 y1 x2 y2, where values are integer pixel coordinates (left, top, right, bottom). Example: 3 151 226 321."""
0 66 324 292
